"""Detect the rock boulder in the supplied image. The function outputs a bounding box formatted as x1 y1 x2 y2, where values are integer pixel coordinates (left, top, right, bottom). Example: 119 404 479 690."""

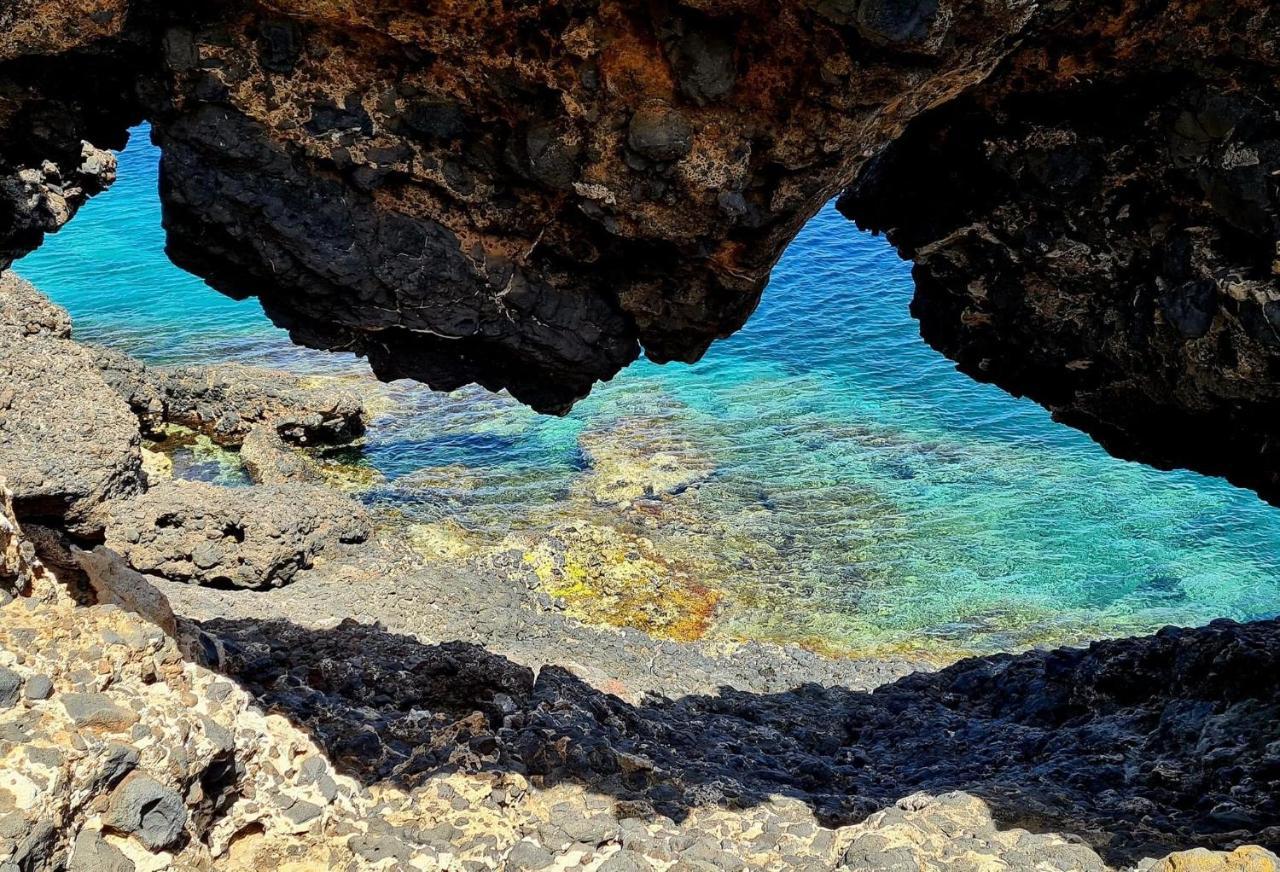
104 480 370 589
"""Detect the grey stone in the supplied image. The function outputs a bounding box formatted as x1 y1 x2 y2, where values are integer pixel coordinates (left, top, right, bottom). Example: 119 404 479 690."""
598 850 655 872
96 744 140 788
0 813 25 840
0 666 20 709
61 693 139 731
283 799 323 826
349 833 412 864
69 828 136 872
559 812 620 846
2 819 56 872
198 715 235 753
315 773 338 802
840 844 921 871
106 775 188 850
505 840 555 870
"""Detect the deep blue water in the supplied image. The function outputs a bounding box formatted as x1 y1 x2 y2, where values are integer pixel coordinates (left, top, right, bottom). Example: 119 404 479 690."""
16 125 1280 658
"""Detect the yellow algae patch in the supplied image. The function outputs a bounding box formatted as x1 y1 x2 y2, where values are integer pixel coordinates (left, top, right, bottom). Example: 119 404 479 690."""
304 449 385 493
148 423 247 481
140 445 173 484
406 519 484 562
299 372 396 421
518 521 721 643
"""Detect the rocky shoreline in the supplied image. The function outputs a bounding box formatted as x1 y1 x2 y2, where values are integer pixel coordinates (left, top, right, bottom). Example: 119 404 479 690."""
2 276 1279 870
4 0 1277 504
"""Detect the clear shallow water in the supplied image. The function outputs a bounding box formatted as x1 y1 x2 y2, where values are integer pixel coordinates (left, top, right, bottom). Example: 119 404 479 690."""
16 125 1280 659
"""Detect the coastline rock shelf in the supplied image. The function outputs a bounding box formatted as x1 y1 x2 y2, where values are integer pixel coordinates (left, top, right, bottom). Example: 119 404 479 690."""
3 1 1280 871
0 0 1277 500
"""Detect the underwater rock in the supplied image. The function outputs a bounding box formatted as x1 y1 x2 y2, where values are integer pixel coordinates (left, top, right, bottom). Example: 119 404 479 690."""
576 416 718 508
513 519 722 642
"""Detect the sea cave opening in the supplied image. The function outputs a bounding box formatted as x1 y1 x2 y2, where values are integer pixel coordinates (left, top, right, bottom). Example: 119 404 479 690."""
14 123 1280 663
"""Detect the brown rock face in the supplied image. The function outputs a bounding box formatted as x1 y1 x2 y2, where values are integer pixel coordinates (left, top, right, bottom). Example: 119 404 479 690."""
1 0 1278 498
147 0 1028 412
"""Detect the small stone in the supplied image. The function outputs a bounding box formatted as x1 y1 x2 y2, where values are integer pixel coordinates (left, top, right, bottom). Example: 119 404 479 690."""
207 680 234 702
559 813 620 846
106 775 188 850
505 840 555 870
855 0 939 44
349 833 412 864
0 812 26 840
283 799 324 826
61 692 139 731
627 106 694 163
69 828 136 872
96 744 140 788
23 674 53 701
0 666 21 708
598 849 654 872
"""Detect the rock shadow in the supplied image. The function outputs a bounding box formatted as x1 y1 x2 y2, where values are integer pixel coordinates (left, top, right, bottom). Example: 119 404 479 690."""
200 615 1280 866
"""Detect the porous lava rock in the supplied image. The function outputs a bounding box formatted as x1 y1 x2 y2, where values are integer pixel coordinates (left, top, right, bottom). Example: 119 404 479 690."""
0 0 1276 501
104 480 370 589
0 278 142 537
148 364 366 447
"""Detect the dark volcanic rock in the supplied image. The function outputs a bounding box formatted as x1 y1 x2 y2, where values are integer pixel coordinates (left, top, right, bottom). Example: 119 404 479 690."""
106 775 188 850
144 363 365 447
840 60 1280 503
0 0 1277 500
203 614 1280 866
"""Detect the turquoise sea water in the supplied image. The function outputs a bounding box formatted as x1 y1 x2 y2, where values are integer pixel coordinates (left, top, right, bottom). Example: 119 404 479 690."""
16 125 1280 658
